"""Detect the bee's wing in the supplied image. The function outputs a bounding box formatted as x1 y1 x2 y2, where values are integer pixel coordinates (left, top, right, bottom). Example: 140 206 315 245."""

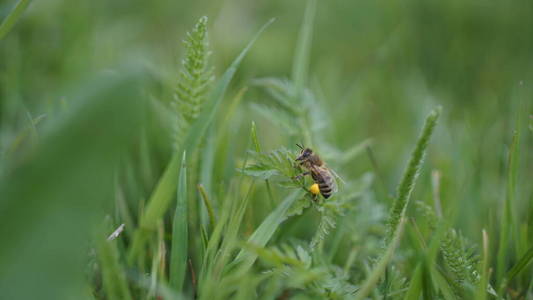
316 165 340 193
329 168 346 186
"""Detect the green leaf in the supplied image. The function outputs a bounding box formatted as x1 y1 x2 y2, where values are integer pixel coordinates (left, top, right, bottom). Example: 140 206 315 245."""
243 148 297 181
310 209 337 250
475 230 490 300
197 184 216 230
497 129 521 286
500 245 533 292
403 264 423 300
292 0 316 96
233 190 302 271
0 0 32 41
97 223 133 300
431 267 457 300
170 151 188 292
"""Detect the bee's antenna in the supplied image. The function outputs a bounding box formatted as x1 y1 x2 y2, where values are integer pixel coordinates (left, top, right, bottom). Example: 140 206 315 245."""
296 143 304 150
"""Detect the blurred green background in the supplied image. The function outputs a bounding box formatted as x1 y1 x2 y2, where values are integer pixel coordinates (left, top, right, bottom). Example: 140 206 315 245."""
1 0 532 299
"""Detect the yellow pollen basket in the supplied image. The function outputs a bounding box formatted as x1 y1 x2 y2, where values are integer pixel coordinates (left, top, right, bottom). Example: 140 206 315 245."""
309 183 320 195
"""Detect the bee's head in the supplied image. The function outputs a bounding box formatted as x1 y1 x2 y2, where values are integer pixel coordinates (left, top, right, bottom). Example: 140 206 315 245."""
295 144 313 161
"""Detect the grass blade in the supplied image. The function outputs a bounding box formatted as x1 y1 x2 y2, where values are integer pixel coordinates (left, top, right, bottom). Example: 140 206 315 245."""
198 184 216 229
251 121 276 208
97 225 133 300
355 218 407 300
497 129 521 286
127 18 275 262
403 264 423 300
386 107 441 243
500 245 533 292
292 0 316 95
476 230 490 300
431 267 457 300
199 127 215 227
0 0 32 41
233 190 302 271
170 151 188 292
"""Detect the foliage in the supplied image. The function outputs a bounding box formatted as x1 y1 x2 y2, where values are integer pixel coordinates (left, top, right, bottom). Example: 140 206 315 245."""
1 0 532 300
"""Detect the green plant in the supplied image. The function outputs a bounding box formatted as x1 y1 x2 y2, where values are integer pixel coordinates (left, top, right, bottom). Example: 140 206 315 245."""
1 0 532 299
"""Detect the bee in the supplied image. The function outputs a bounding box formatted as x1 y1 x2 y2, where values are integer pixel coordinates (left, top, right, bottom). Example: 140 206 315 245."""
293 144 337 199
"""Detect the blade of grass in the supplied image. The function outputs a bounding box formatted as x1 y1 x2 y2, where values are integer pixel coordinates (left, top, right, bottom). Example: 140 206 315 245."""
292 0 316 95
291 0 316 147
251 121 276 208
0 0 32 41
127 18 275 263
431 268 457 300
199 182 256 299
197 184 216 229
199 126 215 227
146 222 163 300
403 264 423 300
198 186 235 290
497 129 520 287
355 218 407 300
170 152 188 292
198 127 256 296
386 107 441 243
476 229 490 300
500 246 533 292
232 190 302 271
97 228 133 300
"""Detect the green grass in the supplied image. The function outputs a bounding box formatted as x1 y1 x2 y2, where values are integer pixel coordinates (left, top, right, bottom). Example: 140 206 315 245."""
1 0 532 299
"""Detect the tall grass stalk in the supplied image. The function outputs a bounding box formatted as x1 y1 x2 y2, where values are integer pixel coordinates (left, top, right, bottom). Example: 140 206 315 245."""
386 107 441 243
0 0 32 40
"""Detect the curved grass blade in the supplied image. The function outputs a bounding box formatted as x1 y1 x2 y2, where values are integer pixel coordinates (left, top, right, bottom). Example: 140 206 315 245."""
233 190 302 272
127 18 276 263
0 0 32 40
500 245 533 293
170 151 188 292
403 264 423 300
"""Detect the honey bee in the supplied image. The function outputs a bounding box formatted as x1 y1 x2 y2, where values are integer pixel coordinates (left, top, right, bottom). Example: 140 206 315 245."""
293 144 337 199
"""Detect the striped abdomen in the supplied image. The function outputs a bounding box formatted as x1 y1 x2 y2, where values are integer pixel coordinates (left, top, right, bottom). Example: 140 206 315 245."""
311 166 336 199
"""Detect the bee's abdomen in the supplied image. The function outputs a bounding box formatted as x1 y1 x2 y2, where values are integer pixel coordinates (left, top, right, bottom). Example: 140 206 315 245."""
315 173 335 199
319 183 333 198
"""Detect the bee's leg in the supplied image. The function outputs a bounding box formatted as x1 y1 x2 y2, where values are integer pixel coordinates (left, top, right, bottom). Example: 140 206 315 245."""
292 171 310 180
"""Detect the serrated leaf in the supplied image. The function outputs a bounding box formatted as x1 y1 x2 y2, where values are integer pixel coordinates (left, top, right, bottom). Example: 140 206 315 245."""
286 196 312 218
242 165 279 180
